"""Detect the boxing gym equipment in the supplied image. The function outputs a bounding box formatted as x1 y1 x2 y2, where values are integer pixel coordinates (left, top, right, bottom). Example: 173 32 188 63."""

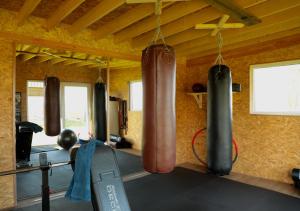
44 77 61 136
94 82 107 141
0 153 73 211
91 145 131 211
1 145 131 211
57 129 78 150
141 44 176 173
16 122 43 161
292 168 300 188
192 83 206 92
207 64 233 175
191 128 238 167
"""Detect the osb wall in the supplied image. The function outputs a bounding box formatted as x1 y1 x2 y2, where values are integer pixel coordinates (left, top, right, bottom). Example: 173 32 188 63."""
186 43 300 184
0 8 136 55
109 68 142 150
0 39 16 209
16 58 98 121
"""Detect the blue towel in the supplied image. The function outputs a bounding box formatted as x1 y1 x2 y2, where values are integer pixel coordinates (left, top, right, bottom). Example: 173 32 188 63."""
65 140 99 201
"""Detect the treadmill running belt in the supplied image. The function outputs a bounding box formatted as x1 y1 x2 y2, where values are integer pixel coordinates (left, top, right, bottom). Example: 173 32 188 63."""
15 167 300 211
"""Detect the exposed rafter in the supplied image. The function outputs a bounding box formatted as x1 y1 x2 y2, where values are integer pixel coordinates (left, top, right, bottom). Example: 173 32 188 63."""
17 0 42 26
46 0 85 30
202 0 261 26
68 0 125 34
94 2 172 39
114 0 208 43
50 58 68 65
177 10 300 56
131 0 296 48
22 54 36 62
36 56 52 63
187 28 300 60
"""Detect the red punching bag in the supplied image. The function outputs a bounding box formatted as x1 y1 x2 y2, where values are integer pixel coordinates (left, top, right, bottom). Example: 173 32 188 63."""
44 77 61 136
142 44 176 173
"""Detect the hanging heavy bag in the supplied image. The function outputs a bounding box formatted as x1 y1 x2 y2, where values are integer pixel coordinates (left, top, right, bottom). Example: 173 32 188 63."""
142 44 176 173
44 77 61 136
94 82 107 141
207 64 233 175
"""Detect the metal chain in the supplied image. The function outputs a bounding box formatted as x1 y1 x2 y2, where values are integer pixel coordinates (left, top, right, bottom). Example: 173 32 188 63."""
214 30 225 65
149 0 168 48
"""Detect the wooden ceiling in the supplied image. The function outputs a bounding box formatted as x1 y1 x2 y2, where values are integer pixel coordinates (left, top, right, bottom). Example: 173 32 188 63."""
16 43 140 69
1 0 300 61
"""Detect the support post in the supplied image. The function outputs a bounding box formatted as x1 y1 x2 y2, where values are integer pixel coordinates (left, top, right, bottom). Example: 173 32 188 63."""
106 60 110 145
39 153 50 211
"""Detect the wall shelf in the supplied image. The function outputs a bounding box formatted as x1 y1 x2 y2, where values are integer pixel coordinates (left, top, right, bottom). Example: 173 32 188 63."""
187 87 241 109
187 92 207 109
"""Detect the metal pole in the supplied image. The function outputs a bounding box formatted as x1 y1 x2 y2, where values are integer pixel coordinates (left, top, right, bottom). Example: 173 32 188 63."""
39 153 50 211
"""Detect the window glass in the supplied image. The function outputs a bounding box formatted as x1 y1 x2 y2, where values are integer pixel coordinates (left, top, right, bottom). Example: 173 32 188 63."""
250 61 300 115
129 81 143 111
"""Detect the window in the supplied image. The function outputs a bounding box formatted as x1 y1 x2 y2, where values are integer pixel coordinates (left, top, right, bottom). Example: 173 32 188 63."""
129 81 143 111
27 81 45 127
27 81 91 146
61 83 91 139
250 60 300 115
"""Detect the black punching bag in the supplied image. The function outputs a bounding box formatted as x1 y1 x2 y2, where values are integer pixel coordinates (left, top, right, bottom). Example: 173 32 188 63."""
94 82 107 141
44 77 61 136
142 44 176 173
207 64 232 175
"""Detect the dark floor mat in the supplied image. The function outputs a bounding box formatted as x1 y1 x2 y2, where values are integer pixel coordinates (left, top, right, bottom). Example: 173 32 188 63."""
124 167 300 211
17 149 143 200
31 146 59 154
15 167 300 211
15 198 93 211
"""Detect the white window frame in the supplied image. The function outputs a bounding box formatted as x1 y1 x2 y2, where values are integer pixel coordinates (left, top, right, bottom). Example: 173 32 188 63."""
129 80 143 112
26 80 45 123
60 82 92 131
250 59 300 116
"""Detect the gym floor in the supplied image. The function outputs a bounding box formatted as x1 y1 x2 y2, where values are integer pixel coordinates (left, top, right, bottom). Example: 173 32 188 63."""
13 148 300 211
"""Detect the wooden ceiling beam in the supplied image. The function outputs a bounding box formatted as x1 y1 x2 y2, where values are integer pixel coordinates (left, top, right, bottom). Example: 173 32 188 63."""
175 5 300 53
94 2 172 39
179 15 300 57
126 0 183 2
114 0 208 43
46 0 85 30
68 0 125 34
132 0 300 48
36 56 53 63
63 60 82 65
186 28 300 61
74 61 97 67
165 29 209 46
50 58 68 65
17 0 42 26
0 31 140 61
201 0 260 26
22 54 36 62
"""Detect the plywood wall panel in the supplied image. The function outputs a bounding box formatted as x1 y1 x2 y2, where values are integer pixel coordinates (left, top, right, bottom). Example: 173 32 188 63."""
187 44 300 183
0 39 16 209
109 68 142 150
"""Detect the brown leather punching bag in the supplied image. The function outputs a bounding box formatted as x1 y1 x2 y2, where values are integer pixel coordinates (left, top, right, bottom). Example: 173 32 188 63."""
44 77 61 136
142 44 176 173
